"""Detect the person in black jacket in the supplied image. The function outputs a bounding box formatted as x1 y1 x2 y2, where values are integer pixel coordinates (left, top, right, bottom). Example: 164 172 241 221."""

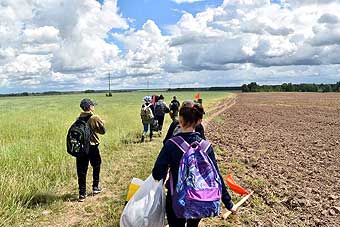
169 96 180 121
163 100 205 145
154 94 170 136
152 102 237 227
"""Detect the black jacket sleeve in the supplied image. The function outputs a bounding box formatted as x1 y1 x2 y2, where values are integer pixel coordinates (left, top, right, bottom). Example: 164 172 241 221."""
207 146 234 210
163 121 178 145
152 145 171 181
195 124 205 140
150 104 155 115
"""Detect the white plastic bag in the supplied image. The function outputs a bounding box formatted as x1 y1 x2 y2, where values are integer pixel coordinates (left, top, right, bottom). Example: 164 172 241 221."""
120 175 165 227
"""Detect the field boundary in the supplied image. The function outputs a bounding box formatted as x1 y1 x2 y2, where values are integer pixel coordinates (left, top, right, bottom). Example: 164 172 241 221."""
203 94 237 128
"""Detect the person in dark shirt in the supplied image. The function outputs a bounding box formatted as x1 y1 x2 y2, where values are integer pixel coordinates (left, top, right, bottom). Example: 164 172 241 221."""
169 96 180 121
154 94 170 136
152 102 237 227
163 100 205 145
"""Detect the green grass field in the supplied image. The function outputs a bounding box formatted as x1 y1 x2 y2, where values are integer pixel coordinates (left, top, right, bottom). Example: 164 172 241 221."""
0 91 232 226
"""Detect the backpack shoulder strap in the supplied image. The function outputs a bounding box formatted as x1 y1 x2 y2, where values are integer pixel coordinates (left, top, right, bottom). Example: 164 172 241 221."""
199 139 211 153
78 114 92 122
169 136 190 153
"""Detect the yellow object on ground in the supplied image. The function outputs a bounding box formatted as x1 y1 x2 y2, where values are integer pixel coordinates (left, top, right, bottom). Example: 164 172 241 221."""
125 178 144 203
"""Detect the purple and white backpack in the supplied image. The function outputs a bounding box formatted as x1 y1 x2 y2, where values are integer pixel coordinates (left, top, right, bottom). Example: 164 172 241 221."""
169 136 222 219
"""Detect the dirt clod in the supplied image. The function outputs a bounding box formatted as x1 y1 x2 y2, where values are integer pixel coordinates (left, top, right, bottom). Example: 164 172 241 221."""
331 206 340 214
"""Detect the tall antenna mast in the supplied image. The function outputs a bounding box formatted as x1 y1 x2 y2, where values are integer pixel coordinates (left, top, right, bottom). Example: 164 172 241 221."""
108 72 111 93
107 72 112 96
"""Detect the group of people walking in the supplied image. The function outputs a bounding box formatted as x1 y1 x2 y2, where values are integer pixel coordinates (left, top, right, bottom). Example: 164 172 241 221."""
140 94 180 142
70 95 237 227
139 94 237 226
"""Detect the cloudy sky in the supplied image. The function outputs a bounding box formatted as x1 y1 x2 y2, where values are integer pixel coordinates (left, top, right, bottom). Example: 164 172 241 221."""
1 0 340 93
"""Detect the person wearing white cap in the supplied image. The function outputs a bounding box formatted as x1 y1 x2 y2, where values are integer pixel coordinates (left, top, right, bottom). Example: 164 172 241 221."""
140 96 154 142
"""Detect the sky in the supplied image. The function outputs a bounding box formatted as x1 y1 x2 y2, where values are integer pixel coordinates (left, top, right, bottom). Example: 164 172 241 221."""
1 0 340 93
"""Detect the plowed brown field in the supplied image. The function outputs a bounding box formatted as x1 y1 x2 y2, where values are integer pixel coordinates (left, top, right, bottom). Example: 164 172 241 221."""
207 93 340 227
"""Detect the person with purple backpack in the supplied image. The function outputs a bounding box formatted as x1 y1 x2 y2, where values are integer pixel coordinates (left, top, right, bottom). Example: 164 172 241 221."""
152 102 237 227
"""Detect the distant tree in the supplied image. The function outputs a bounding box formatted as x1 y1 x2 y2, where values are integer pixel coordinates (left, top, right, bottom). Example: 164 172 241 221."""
241 84 249 92
248 82 259 92
334 82 340 92
299 84 317 92
286 83 293 92
312 83 318 92
323 84 332 92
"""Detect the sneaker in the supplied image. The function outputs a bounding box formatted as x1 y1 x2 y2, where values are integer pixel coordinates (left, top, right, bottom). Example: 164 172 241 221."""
93 186 102 195
78 194 86 202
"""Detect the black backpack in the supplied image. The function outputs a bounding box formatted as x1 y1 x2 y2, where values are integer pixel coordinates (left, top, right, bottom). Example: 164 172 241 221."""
170 100 179 112
154 102 163 116
66 116 92 157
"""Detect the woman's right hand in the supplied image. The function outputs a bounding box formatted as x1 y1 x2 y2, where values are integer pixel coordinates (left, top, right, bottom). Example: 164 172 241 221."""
230 205 238 215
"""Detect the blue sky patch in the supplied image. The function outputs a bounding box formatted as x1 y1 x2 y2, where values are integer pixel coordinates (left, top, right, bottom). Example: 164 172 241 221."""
117 0 223 31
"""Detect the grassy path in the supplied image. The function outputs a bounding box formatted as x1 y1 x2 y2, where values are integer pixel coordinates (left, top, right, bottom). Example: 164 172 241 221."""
37 140 164 226
4 92 234 227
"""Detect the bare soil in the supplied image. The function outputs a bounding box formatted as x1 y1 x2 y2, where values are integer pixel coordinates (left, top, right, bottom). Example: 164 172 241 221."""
206 93 340 227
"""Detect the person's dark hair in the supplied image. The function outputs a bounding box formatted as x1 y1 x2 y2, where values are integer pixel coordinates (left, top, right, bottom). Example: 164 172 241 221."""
179 101 205 128
153 95 159 102
80 98 96 111
159 94 164 100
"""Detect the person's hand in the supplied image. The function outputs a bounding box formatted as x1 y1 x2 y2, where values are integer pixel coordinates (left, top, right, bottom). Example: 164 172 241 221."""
230 205 238 215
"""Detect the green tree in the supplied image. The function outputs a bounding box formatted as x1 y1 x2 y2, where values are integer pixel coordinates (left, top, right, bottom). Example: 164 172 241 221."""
241 84 249 92
323 85 332 92
248 82 259 92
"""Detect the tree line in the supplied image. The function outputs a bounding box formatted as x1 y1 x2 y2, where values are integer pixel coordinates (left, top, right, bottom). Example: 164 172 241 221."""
241 82 340 93
167 86 242 92
0 89 135 97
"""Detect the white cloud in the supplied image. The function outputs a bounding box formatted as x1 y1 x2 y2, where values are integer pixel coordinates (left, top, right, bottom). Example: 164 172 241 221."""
0 48 16 63
172 0 205 4
1 0 340 92
23 26 60 44
0 0 129 90
3 54 51 75
285 0 340 6
318 13 338 24
112 20 180 77
167 0 340 72
222 0 270 7
49 0 128 73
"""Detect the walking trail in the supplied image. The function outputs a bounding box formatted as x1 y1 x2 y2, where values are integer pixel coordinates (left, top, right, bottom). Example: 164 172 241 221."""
37 94 238 227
